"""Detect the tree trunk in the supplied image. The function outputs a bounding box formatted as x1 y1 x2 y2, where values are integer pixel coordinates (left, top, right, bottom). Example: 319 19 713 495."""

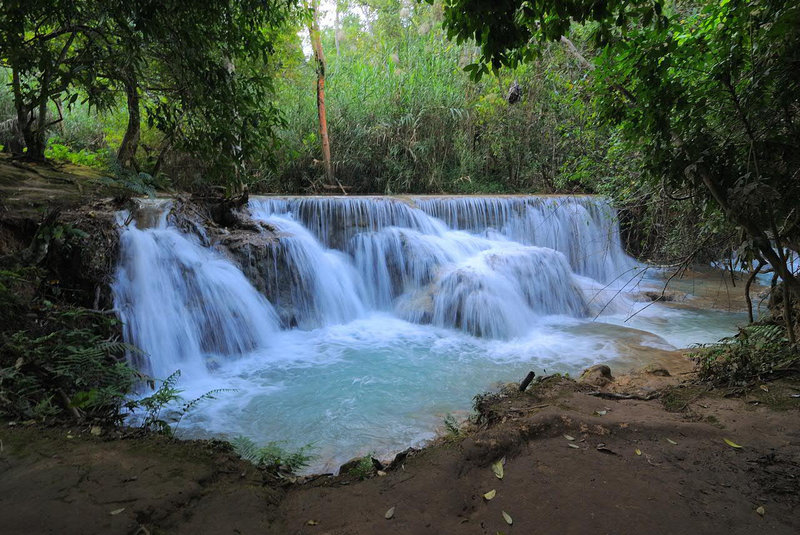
11 32 76 161
307 0 333 185
12 68 45 160
10 68 30 158
696 166 800 302
745 261 764 323
117 70 141 170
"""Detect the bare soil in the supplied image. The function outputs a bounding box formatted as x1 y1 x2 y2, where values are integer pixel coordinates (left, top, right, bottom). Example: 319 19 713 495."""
2 363 798 535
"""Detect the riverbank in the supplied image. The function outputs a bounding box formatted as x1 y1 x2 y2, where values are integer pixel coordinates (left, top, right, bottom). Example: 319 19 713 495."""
2 358 798 535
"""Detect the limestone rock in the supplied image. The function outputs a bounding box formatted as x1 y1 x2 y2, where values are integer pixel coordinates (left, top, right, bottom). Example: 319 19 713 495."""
578 364 614 387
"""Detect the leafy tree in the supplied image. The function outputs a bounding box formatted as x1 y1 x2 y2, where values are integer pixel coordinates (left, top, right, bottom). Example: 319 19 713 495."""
0 0 110 160
1 0 299 190
429 0 800 307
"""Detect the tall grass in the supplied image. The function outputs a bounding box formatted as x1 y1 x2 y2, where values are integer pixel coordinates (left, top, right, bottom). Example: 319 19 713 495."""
265 5 611 195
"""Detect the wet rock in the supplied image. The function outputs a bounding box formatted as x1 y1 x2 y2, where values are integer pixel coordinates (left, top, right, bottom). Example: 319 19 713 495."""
634 290 684 303
387 447 418 471
215 228 299 327
578 364 614 387
338 457 370 476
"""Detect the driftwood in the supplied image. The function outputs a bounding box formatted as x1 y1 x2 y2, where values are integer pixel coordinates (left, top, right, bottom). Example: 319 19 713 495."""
519 371 536 391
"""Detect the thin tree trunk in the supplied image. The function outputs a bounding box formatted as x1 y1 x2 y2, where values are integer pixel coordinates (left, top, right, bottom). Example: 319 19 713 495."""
783 280 796 345
11 67 31 157
745 260 764 323
117 70 141 170
307 0 334 185
16 32 76 161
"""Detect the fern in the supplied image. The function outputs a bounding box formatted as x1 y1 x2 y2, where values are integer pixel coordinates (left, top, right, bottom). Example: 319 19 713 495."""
231 435 314 472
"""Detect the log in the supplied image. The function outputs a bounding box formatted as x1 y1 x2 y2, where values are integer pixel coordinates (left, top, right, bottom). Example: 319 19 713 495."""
519 371 536 392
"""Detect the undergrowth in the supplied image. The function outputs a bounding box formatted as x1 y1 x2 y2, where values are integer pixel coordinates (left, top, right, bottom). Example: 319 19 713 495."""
692 324 798 386
0 301 142 423
230 435 315 473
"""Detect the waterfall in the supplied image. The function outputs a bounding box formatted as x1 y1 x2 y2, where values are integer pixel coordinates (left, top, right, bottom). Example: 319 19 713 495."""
114 195 642 373
246 196 639 338
111 204 279 379
247 207 367 329
110 196 744 471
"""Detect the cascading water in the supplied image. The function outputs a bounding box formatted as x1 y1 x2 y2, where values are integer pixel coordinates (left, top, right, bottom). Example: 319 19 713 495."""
112 202 280 380
113 195 745 472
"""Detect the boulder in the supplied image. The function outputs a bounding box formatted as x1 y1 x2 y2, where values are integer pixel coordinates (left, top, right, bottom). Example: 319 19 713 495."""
578 364 614 387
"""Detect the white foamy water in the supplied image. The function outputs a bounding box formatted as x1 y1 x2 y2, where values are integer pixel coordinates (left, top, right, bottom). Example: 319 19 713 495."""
113 196 745 472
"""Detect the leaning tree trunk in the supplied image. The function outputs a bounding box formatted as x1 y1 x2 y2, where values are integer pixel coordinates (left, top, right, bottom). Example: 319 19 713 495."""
117 70 141 170
307 0 333 185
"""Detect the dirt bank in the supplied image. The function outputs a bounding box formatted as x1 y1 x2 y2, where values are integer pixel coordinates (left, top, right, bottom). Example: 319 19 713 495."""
2 363 798 535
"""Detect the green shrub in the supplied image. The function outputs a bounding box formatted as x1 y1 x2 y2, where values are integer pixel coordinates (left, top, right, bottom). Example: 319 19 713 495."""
230 435 315 473
0 305 141 423
693 324 797 386
45 138 111 170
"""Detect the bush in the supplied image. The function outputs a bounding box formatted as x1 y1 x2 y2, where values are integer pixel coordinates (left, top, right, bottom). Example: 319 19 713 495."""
0 304 141 423
693 324 798 386
230 435 315 473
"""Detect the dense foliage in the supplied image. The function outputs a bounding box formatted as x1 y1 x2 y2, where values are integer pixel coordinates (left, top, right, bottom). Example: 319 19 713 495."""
0 0 298 189
0 268 138 422
1 0 798 276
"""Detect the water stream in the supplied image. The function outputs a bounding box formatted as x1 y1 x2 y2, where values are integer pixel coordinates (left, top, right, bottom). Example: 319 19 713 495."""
112 196 745 472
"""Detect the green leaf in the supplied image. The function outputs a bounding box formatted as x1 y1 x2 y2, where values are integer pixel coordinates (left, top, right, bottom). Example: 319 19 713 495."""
723 438 742 449
502 511 513 525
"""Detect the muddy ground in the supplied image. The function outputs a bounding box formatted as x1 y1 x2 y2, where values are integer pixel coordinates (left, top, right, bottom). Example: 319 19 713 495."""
2 362 798 535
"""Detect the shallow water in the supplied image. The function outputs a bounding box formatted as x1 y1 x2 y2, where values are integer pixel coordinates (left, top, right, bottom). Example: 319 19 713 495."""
113 196 746 473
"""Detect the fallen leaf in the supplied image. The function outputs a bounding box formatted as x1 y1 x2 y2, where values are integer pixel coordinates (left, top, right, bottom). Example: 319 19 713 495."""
723 438 743 449
377 470 387 476
666 438 677 445
90 426 102 436
635 448 642 456
502 511 513 525
306 520 319 526
109 508 125 516
563 434 575 441
759 385 769 393
483 489 496 500
568 443 580 449
755 506 765 516
385 506 395 520
492 459 504 479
